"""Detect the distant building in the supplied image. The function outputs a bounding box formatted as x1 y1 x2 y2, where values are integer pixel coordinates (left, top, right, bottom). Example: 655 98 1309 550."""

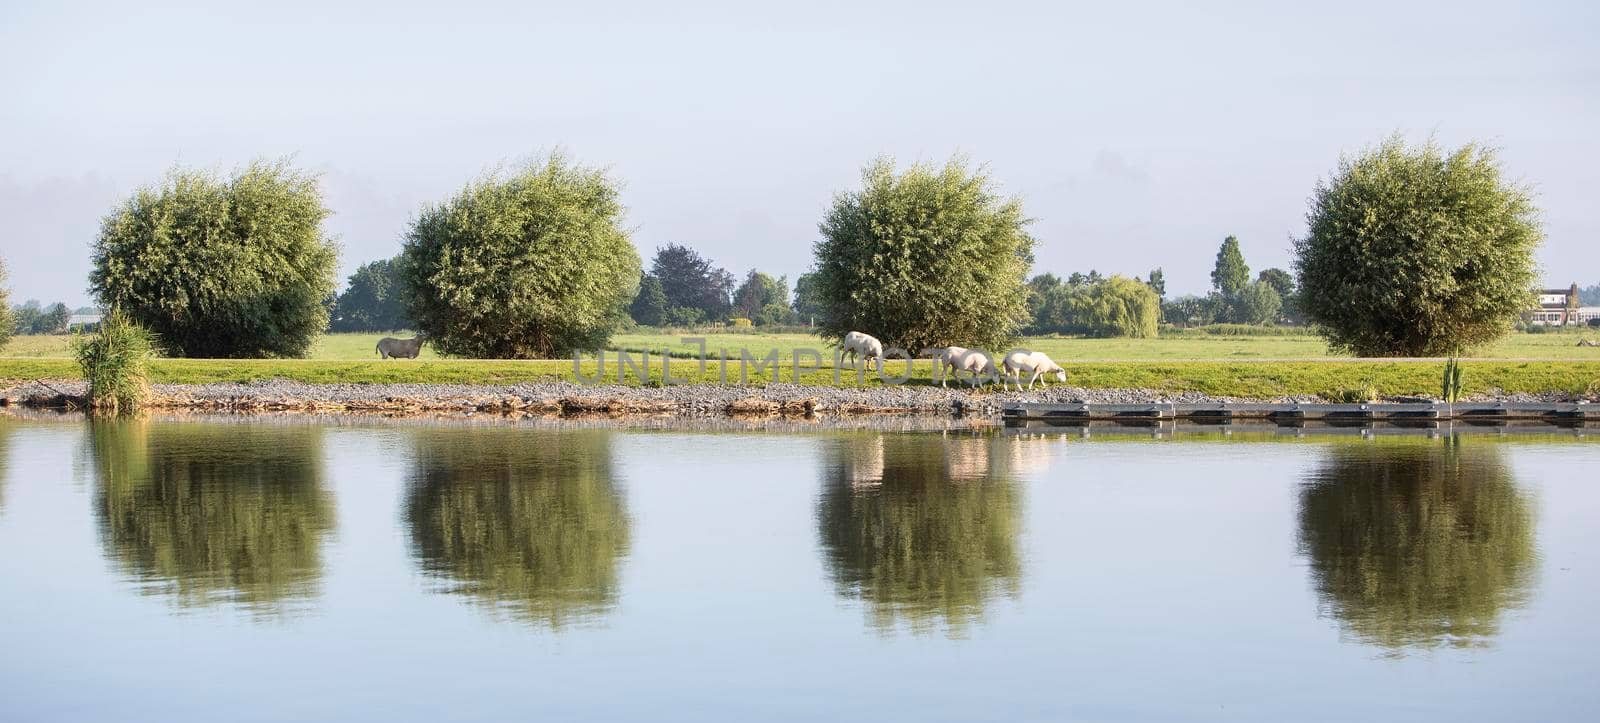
67 313 103 329
1529 286 1582 326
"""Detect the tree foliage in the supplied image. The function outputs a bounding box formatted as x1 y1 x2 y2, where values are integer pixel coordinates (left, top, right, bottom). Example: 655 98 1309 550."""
1257 267 1300 323
1026 273 1160 338
732 270 790 323
90 160 339 358
1146 267 1166 300
14 300 74 335
1295 137 1541 356
814 157 1033 352
331 258 410 332
1580 284 1600 307
1257 268 1295 299
628 274 667 326
650 243 734 322
1232 280 1283 326
1297 439 1535 651
399 153 641 358
1211 236 1250 296
791 271 825 325
0 261 11 349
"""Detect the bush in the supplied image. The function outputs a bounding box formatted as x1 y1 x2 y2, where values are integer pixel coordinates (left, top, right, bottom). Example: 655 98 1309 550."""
814 156 1033 352
1294 137 1541 356
91 160 338 358
74 308 156 413
729 317 753 327
399 153 641 358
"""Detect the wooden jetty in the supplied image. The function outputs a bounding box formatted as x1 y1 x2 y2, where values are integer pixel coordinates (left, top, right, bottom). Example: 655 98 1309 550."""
1001 401 1599 425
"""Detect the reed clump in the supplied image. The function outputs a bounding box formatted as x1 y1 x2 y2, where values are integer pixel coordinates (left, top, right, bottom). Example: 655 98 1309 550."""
74 308 157 413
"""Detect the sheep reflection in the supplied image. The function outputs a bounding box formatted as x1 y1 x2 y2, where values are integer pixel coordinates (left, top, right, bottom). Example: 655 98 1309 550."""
817 431 1043 635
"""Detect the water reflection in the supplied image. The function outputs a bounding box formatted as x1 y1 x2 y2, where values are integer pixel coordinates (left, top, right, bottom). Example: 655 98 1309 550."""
816 432 1041 634
403 427 631 629
1296 439 1538 652
0 417 14 513
88 419 334 615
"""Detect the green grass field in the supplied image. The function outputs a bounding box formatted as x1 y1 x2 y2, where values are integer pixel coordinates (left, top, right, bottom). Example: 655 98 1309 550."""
9 329 1598 362
4 329 1598 398
3 329 1600 398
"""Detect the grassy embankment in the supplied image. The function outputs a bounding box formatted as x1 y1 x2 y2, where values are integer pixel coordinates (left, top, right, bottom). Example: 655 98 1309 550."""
3 330 1598 398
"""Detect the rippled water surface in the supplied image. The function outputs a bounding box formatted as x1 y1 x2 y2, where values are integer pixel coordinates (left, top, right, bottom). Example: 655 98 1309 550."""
1 415 1597 721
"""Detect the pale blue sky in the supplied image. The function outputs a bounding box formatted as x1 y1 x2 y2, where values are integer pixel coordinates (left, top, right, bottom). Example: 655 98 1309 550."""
2 0 1596 307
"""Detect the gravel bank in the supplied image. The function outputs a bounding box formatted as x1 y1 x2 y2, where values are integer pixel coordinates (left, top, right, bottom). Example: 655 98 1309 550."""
3 378 1587 417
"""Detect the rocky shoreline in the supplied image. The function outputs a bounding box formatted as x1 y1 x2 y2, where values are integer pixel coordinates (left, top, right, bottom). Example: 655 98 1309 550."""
1 378 1585 418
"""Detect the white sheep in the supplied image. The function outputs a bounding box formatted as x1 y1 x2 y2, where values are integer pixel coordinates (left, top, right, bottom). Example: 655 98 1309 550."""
841 331 885 371
934 346 997 388
1002 350 1067 391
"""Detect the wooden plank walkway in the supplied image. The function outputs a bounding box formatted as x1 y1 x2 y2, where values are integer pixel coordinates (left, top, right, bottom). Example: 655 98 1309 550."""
1001 401 1599 423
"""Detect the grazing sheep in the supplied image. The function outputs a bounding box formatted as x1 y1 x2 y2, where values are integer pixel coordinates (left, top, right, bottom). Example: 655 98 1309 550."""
376 335 426 359
1002 350 1067 391
933 346 997 388
841 331 885 371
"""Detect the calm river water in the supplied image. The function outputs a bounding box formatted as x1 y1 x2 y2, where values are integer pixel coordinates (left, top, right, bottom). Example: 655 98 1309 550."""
0 414 1596 721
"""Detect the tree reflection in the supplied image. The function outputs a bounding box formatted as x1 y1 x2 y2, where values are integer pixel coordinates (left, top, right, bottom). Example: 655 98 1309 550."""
89 418 334 615
816 432 1037 634
0 417 14 513
404 427 630 629
1296 438 1537 652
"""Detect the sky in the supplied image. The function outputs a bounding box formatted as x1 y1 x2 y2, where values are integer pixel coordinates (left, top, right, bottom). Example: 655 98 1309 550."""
2 0 1596 308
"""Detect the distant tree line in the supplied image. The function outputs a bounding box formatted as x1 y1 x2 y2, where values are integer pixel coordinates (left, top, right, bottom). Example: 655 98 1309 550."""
10 300 80 335
1580 284 1600 307
328 259 409 332
625 244 799 328
0 135 1547 359
1160 237 1298 329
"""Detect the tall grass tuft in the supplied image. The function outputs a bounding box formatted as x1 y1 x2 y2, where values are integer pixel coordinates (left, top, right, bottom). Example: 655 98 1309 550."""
74 308 157 413
1441 358 1465 403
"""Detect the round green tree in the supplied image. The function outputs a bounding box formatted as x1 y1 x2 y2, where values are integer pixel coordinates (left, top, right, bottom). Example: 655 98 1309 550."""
90 160 338 358
813 157 1034 353
1294 137 1541 357
399 153 641 358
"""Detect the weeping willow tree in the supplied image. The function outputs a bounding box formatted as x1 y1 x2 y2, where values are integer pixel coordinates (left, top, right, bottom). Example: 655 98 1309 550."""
1296 438 1537 652
816 432 1037 635
89 419 334 615
403 427 631 629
